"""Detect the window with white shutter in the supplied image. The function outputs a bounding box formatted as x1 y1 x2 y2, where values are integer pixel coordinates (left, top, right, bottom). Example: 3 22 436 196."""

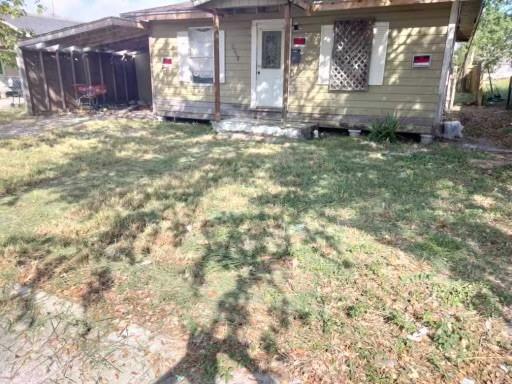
318 25 333 85
369 22 389 86
177 28 225 84
318 21 389 88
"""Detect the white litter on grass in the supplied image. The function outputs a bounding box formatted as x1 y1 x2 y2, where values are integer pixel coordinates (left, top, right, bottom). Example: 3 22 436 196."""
407 327 429 342
460 378 475 384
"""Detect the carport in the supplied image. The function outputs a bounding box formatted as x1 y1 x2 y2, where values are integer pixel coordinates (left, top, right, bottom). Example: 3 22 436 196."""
16 17 152 114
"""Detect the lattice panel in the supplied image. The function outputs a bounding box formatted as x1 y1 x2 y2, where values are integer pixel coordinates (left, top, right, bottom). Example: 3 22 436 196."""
329 19 373 91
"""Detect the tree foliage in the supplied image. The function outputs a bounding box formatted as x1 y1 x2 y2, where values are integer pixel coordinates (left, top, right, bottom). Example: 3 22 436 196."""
473 0 512 72
0 1 42 66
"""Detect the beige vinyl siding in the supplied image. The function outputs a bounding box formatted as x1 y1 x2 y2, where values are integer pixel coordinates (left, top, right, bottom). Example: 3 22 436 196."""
149 4 451 129
287 4 451 124
151 16 268 108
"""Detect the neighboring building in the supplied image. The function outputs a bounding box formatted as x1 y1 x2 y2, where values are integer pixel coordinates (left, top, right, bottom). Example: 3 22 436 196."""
0 14 77 98
492 61 512 80
17 0 481 134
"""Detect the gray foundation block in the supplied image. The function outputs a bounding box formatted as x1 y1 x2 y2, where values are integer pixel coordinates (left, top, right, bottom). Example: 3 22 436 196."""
420 134 434 145
348 129 362 137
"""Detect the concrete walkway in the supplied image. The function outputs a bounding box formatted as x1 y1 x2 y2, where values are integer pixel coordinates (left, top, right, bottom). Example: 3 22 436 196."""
0 287 281 384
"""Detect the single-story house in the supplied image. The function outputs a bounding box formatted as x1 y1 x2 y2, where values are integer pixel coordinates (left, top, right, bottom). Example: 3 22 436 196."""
0 13 77 97
16 0 482 134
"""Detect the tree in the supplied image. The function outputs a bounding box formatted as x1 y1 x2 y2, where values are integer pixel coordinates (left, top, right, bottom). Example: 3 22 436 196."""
0 0 41 66
473 0 512 73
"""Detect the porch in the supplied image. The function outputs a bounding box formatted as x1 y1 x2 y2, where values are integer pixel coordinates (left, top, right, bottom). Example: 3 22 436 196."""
17 17 152 114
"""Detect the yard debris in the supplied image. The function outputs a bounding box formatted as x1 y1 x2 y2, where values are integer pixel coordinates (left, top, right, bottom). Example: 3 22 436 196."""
377 359 397 369
9 283 31 299
442 121 464 139
407 327 429 342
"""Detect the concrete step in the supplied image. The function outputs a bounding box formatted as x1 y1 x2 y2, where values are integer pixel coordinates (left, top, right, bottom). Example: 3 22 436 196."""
212 118 315 139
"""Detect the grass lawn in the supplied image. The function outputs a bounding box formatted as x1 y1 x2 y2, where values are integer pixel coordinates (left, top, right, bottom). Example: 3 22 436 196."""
0 118 511 383
0 107 26 124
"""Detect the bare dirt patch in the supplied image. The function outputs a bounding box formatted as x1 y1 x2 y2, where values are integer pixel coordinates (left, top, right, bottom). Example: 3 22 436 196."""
449 105 512 149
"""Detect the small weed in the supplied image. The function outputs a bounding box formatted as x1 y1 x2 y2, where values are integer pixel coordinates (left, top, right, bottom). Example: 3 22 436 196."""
427 354 453 380
385 309 416 333
260 330 279 356
368 115 400 143
395 337 413 355
346 302 369 318
184 316 200 336
433 319 471 361
216 355 235 383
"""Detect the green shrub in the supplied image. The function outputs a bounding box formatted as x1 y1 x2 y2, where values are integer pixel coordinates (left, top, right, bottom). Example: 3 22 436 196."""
368 115 400 143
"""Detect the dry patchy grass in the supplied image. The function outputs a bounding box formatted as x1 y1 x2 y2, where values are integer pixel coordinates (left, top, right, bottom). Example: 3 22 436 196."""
0 118 511 383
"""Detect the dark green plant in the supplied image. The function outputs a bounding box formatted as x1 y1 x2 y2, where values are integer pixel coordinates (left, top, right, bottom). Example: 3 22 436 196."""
368 115 400 143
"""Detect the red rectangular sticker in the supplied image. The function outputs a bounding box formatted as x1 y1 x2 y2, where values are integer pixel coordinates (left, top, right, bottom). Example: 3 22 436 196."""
162 57 173 67
293 37 306 47
412 55 431 67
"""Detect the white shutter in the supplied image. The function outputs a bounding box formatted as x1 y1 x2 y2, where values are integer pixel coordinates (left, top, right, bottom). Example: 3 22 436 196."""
177 31 192 83
220 30 225 83
369 22 389 86
318 24 334 85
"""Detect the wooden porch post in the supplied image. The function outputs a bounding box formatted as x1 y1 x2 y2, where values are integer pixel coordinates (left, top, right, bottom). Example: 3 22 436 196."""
39 50 50 112
99 53 106 104
15 46 34 114
70 50 77 102
123 59 129 103
213 11 221 121
55 51 66 110
85 53 92 86
112 54 118 103
282 1 291 120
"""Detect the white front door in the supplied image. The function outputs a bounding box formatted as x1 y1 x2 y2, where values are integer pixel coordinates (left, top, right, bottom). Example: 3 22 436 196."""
253 20 284 108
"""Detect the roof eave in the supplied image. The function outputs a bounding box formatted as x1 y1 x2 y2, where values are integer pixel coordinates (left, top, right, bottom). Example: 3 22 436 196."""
17 17 146 48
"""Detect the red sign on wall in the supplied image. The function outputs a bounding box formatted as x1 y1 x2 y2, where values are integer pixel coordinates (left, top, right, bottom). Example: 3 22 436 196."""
293 37 306 48
162 57 173 69
412 54 431 68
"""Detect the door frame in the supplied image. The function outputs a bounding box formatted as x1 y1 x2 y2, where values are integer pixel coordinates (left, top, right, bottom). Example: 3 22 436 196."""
250 19 285 109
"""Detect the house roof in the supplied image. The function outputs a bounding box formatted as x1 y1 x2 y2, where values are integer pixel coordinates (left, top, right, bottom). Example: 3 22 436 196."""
17 17 148 52
1 13 78 36
120 2 197 18
122 0 483 42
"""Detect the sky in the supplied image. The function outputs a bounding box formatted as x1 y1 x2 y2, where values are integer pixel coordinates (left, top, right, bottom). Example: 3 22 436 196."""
26 0 180 22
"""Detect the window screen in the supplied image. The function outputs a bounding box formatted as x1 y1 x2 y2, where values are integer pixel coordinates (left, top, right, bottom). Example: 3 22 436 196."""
329 20 373 91
189 27 213 84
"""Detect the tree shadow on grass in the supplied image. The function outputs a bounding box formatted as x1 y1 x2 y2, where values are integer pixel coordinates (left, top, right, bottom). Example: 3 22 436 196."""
1 120 511 382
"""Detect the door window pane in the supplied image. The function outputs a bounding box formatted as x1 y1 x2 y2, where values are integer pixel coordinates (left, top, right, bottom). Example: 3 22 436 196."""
261 31 281 69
